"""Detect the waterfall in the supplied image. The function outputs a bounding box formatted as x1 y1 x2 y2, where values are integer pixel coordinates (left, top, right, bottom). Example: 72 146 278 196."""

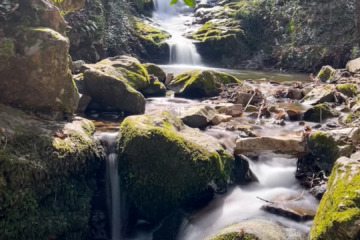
153 0 202 65
99 132 122 240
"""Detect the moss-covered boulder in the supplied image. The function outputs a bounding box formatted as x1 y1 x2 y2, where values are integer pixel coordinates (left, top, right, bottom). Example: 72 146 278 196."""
316 66 336 82
205 218 307 240
142 63 166 82
117 110 234 222
86 56 150 90
310 156 360 240
0 104 104 240
303 103 340 122
168 70 242 98
336 83 358 97
141 79 166 97
0 0 79 120
83 68 146 114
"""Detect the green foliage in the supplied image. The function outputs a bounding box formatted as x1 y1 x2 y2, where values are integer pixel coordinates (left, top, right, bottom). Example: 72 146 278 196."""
171 0 196 7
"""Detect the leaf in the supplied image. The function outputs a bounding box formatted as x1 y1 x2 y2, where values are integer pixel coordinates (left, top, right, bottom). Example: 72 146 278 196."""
183 0 195 7
170 0 178 5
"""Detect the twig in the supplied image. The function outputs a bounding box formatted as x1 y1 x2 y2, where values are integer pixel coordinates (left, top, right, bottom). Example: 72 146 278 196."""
244 91 256 112
257 196 275 204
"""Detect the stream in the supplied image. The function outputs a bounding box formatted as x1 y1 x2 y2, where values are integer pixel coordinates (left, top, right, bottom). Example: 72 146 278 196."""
95 2 320 240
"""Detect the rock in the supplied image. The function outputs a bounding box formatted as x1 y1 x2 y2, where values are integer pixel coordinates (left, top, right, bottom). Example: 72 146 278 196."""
299 121 306 126
83 69 146 114
234 155 258 184
168 70 242 98
291 89 303 100
316 65 336 82
309 183 327 200
269 105 278 112
310 156 360 240
72 60 86 74
142 63 166 82
117 110 234 222
336 83 358 97
77 94 91 112
0 104 104 240
302 86 313 96
346 57 360 73
180 105 218 128
141 80 166 97
165 73 174 86
301 85 335 105
211 114 232 125
234 125 254 131
86 56 150 91
274 119 286 126
218 104 243 117
307 130 355 173
303 103 339 122
262 202 316 221
244 105 259 112
236 92 252 106
235 137 306 156
274 109 286 120
0 28 79 120
214 103 234 109
205 218 307 240
286 109 302 121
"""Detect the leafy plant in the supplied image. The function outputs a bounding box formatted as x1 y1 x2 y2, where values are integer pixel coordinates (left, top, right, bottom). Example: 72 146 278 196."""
170 0 196 7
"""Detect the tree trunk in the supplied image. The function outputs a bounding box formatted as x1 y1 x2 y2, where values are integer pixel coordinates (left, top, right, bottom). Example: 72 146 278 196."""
355 0 360 48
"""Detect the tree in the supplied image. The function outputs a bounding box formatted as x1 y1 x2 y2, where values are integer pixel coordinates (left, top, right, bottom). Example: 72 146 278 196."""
355 0 360 48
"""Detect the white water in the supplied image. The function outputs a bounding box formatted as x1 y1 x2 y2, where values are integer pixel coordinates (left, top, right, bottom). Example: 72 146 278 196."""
153 0 202 65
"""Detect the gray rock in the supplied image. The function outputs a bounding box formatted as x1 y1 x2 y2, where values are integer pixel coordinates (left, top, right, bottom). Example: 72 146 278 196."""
218 104 243 117
180 105 218 128
76 94 91 113
346 57 360 73
291 89 303 100
301 85 335 105
72 60 86 73
211 114 232 125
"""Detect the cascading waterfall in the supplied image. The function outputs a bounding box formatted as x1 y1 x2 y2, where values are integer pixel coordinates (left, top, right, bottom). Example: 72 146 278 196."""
152 0 202 65
99 132 122 240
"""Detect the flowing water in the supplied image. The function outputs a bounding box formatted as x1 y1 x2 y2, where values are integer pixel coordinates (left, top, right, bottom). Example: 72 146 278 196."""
152 0 202 65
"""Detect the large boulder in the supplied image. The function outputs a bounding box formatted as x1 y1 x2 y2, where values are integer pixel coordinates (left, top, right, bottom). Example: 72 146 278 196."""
301 85 335 105
141 79 166 97
142 63 166 82
205 218 306 240
180 105 219 128
310 156 360 240
303 103 340 122
0 104 104 240
234 137 306 156
0 0 79 120
346 58 360 73
117 110 234 222
83 69 145 114
83 56 150 91
168 70 242 98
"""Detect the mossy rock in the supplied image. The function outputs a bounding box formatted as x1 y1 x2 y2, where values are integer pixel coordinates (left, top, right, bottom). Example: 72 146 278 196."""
205 218 307 240
0 28 79 119
0 104 104 240
141 80 166 97
310 156 360 240
94 56 150 90
303 103 339 122
308 131 340 173
336 83 358 97
83 68 146 114
117 110 234 222
142 63 166 82
316 66 336 82
168 70 242 98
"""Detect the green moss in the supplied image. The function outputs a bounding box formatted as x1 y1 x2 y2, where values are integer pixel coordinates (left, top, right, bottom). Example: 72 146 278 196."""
135 21 170 45
0 39 15 59
117 111 233 222
121 68 149 90
211 232 257 240
141 80 166 97
0 112 103 240
316 66 336 82
310 158 360 239
337 83 358 97
308 131 340 173
169 70 242 98
303 103 339 122
142 63 166 81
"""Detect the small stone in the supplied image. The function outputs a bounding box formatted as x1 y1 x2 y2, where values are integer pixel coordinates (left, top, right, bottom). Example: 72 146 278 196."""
211 114 232 125
218 104 243 117
274 119 286 126
291 89 303 100
299 121 306 126
286 109 301 121
312 124 322 129
244 105 259 112
269 106 277 112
